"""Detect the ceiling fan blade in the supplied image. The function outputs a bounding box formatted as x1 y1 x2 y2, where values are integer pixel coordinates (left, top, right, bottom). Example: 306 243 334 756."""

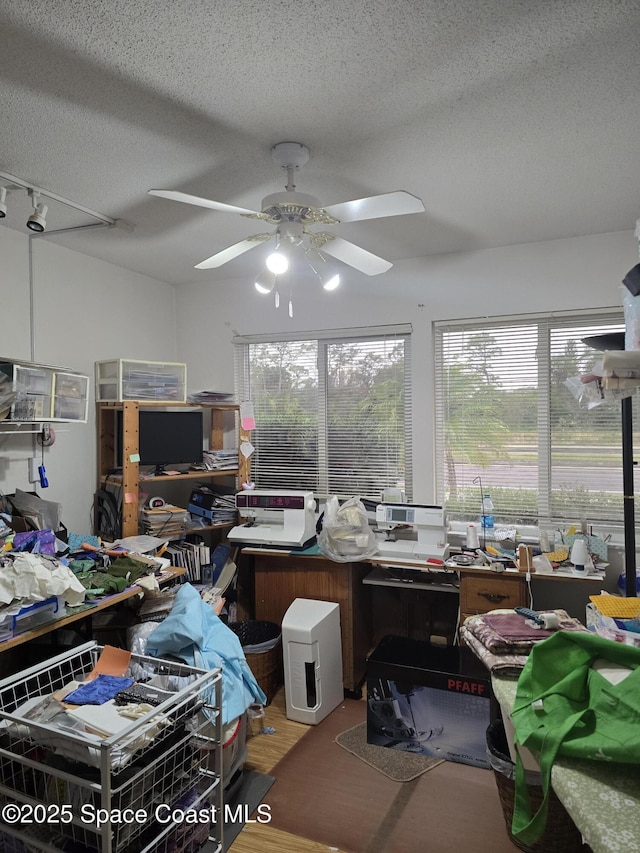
323 191 425 223
149 189 260 217
194 234 271 269
320 236 392 276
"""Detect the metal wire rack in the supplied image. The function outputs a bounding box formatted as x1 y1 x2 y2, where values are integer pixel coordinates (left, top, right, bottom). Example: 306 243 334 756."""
0 641 223 853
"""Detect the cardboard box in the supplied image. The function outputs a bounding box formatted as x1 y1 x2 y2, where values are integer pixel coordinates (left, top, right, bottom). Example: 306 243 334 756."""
366 635 492 768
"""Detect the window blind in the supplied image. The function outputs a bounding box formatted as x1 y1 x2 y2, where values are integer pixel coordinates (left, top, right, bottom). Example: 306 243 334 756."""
234 326 412 500
434 309 633 526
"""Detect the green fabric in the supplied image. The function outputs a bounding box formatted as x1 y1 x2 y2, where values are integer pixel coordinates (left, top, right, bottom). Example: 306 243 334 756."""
79 571 128 594
68 559 96 574
108 555 149 583
511 631 640 846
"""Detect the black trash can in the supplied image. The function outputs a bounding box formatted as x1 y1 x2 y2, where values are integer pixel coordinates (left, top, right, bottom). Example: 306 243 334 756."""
228 620 282 704
485 719 582 853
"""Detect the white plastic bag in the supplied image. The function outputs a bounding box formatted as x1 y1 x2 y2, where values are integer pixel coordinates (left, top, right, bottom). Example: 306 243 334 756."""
317 495 378 562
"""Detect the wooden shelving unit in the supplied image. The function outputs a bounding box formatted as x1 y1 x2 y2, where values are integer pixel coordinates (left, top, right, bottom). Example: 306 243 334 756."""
97 400 250 538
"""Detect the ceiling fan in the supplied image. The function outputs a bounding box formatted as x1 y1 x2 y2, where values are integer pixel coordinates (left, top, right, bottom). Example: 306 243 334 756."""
149 142 425 276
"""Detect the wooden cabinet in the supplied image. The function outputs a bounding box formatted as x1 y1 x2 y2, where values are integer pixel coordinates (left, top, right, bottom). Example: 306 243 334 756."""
252 552 372 694
96 401 250 538
459 569 527 624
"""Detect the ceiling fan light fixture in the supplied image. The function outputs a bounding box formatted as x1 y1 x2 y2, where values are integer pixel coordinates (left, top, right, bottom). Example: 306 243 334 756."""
322 271 341 291
307 249 341 291
254 269 276 294
266 250 288 275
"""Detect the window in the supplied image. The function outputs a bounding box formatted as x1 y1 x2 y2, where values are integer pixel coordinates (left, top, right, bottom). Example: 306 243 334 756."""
234 325 412 500
434 309 634 526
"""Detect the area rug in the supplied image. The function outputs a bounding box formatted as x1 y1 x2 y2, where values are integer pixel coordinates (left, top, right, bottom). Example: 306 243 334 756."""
336 721 443 782
264 699 519 853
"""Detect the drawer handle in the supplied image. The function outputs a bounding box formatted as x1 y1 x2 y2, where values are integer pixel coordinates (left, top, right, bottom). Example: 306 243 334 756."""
479 592 509 603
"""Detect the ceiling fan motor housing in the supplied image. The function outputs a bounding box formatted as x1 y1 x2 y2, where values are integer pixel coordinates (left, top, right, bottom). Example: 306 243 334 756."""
260 191 333 225
271 142 310 170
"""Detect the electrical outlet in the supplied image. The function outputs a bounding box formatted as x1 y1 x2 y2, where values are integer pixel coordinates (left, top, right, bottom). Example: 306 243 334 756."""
28 458 40 483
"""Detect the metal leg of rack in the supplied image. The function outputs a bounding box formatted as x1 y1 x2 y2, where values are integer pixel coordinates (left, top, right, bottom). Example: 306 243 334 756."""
621 395 637 597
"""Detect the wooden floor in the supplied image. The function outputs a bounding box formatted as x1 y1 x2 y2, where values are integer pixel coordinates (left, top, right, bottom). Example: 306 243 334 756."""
229 687 343 853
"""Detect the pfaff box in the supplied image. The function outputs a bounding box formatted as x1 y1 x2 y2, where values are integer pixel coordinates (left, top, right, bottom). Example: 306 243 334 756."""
366 635 492 769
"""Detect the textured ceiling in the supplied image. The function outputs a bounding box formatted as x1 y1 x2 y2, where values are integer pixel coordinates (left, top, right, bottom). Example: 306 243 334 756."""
1 0 639 286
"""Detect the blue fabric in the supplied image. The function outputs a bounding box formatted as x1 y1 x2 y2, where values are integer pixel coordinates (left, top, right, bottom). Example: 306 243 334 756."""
64 675 135 705
146 583 266 724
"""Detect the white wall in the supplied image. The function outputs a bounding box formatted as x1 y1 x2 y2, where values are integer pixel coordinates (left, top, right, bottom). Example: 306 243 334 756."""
0 227 177 534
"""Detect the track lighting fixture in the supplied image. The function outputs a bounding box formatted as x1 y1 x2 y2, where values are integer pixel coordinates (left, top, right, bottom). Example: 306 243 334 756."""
26 189 47 232
0 169 117 234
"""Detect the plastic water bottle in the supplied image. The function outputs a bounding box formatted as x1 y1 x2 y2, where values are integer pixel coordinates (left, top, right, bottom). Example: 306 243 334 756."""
481 494 495 529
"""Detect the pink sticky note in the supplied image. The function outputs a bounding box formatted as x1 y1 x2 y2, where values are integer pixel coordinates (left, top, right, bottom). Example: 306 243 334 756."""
124 492 136 504
240 400 255 430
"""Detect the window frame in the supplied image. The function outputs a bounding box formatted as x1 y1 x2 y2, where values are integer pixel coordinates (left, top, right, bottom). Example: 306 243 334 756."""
234 324 413 501
433 307 627 527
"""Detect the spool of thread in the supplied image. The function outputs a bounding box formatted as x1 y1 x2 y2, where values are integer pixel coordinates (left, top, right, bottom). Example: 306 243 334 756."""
466 523 479 549
517 543 534 572
540 612 560 630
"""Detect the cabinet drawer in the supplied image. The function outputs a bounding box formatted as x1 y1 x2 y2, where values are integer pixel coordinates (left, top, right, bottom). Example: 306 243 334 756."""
460 573 526 614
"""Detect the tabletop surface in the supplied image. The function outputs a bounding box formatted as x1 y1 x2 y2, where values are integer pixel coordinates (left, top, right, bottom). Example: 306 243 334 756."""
492 674 640 853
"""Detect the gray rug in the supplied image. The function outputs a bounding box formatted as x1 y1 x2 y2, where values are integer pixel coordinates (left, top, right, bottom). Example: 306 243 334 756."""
201 769 275 851
336 721 444 782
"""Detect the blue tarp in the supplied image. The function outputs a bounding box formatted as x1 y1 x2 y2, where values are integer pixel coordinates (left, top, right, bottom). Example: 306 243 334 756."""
146 583 266 724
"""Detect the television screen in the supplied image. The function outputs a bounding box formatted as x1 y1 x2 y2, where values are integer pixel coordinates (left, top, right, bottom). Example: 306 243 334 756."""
116 410 203 473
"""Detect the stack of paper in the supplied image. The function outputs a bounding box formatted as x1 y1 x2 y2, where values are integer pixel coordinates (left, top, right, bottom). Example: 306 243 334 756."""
202 449 238 470
187 390 234 403
140 505 189 539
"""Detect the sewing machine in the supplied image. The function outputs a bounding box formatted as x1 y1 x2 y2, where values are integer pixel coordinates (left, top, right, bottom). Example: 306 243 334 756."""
228 489 317 548
375 503 449 563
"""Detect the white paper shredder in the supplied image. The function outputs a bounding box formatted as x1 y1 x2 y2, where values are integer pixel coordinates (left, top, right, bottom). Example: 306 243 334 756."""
282 598 344 725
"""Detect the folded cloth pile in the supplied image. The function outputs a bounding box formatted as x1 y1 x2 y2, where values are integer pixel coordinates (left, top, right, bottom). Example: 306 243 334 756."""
460 609 588 676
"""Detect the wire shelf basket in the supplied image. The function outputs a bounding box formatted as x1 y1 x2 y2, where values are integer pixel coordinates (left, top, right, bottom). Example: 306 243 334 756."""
0 642 223 853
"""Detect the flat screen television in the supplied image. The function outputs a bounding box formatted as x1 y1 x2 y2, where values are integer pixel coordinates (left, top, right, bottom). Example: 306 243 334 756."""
116 410 203 474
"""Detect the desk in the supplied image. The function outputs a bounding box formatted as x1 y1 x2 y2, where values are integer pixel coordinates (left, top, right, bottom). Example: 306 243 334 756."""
245 548 372 693
365 559 601 643
492 674 640 853
0 567 185 654
364 565 461 645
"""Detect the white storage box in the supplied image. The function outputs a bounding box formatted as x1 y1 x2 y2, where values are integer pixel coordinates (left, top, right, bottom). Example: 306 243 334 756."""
95 359 187 402
0 362 89 422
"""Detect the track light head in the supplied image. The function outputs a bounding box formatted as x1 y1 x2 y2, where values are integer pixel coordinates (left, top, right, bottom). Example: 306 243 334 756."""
26 189 47 232
0 187 7 218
